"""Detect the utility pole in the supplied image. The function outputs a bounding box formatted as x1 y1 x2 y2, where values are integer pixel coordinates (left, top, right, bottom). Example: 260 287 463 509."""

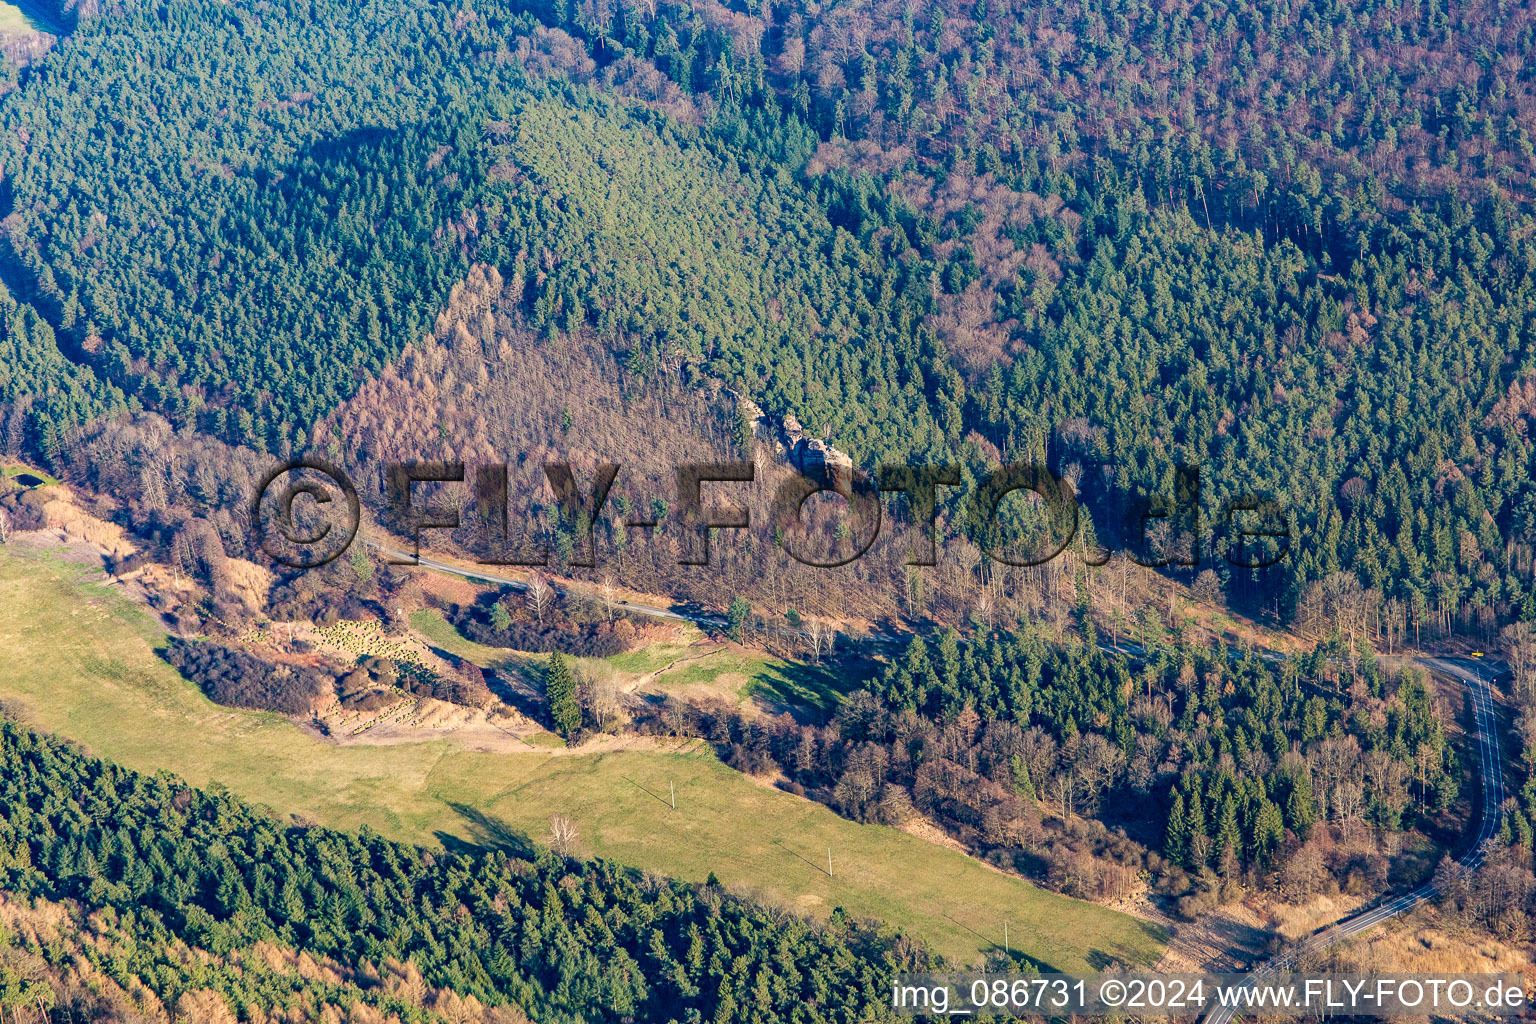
828 847 833 878
1004 922 1009 954
670 781 675 809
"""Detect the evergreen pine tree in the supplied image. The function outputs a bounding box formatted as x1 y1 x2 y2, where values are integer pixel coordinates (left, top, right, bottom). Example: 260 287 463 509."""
727 597 752 643
1010 755 1036 802
1163 791 1190 867
1185 786 1209 866
1214 798 1241 873
733 409 753 454
1285 771 1317 837
1251 799 1285 868
546 651 581 736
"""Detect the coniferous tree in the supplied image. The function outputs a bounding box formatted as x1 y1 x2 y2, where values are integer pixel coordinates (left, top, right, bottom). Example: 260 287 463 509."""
727 597 752 643
1185 787 1209 868
546 651 581 736
1163 791 1190 868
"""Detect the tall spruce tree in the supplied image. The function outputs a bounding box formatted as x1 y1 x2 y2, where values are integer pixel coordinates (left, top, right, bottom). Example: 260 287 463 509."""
1164 791 1190 867
546 651 581 736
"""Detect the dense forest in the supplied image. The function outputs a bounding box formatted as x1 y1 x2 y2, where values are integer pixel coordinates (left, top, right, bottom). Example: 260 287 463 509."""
623 629 1468 914
0 717 920 1022
0 280 120 456
0 0 1533 632
0 0 1535 992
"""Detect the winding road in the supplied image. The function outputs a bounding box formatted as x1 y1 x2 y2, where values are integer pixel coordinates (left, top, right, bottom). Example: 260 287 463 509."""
368 542 730 627
369 538 1511 1016
1199 656 1506 1024
366 539 826 636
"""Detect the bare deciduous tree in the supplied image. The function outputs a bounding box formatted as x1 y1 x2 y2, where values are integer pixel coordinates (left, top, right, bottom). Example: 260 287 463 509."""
1019 726 1059 788
1070 732 1126 814
549 813 579 856
1503 621 1536 703
804 617 834 664
171 530 198 587
175 989 240 1024
1312 734 1361 822
599 573 619 621
526 572 553 627
974 585 996 628
579 669 624 733
0 506 10 545
1333 780 1364 837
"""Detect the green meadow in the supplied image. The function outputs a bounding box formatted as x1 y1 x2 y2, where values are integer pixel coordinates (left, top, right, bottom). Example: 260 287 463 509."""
0 549 1166 970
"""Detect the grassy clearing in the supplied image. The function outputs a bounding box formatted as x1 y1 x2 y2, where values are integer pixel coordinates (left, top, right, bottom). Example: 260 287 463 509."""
0 2 37 32
412 607 858 712
602 625 710 674
0 0 64 34
411 608 531 669
0 550 1165 969
0 462 59 487
648 645 855 710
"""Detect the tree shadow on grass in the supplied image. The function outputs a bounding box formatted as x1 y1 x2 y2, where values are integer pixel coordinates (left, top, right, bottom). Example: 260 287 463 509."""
749 663 841 720
939 912 1064 973
771 837 832 876
749 650 883 722
1084 917 1174 971
621 775 676 808
438 801 538 860
421 641 548 720
1084 948 1121 970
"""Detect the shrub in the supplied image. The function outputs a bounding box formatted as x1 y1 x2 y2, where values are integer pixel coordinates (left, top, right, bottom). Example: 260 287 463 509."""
162 640 332 715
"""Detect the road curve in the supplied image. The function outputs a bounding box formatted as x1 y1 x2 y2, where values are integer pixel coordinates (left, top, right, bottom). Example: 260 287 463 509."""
367 537 1510 1015
1199 656 1506 1024
365 539 732 629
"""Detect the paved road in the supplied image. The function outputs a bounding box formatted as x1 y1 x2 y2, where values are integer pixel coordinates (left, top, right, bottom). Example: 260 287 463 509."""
367 540 733 629
370 538 1511 1015
1199 656 1506 1024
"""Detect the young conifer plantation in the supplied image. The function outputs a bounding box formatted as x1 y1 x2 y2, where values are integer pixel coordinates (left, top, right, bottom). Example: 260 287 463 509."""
1 0 1535 1016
